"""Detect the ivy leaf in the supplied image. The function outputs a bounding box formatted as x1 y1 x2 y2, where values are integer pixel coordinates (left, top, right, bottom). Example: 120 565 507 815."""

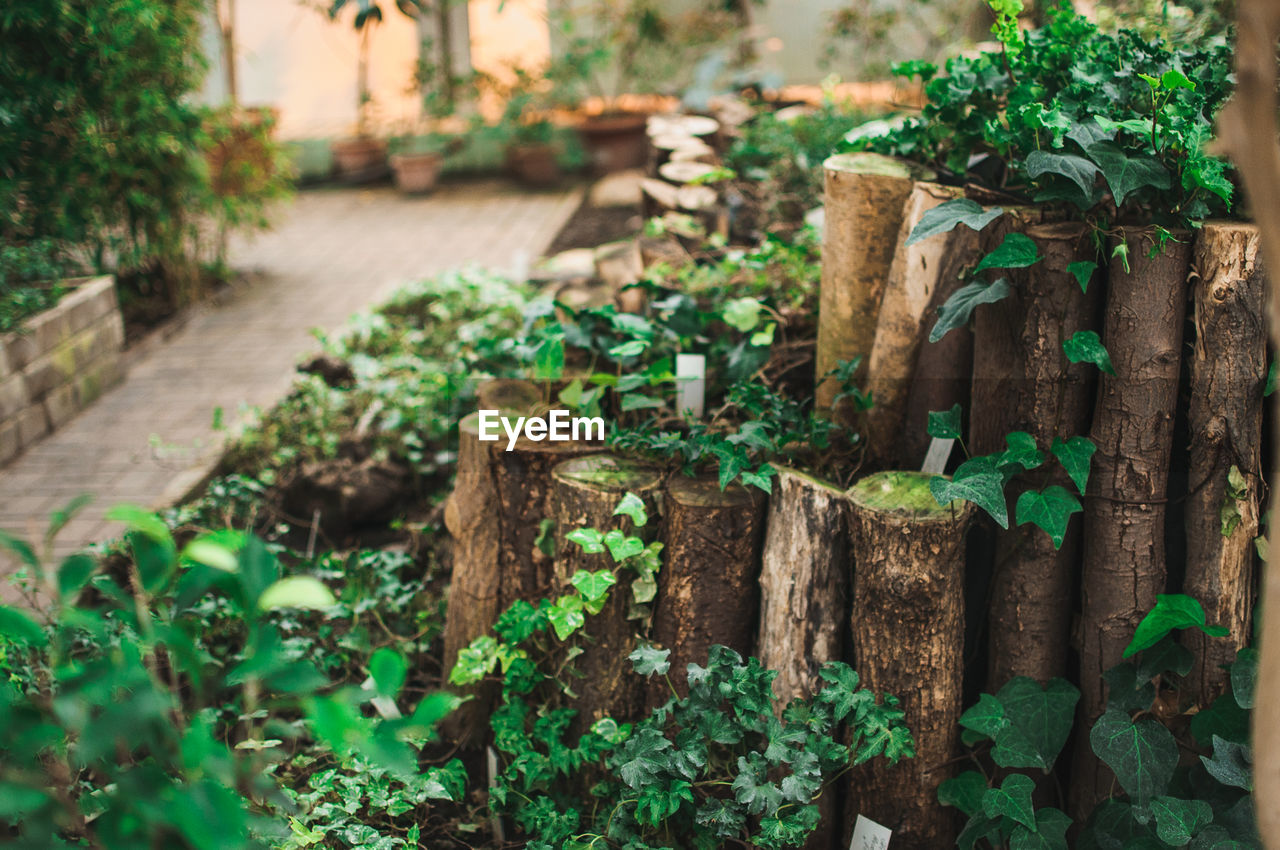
608 339 647 359
739 464 777 493
973 232 1042 274
533 337 565 379
1124 594 1229 658
1199 735 1252 791
1063 330 1115 375
991 677 1080 771
722 297 763 332
1090 707 1178 804
1025 150 1100 200
570 569 617 603
1161 69 1195 90
258 576 336 611
546 594 586 641
1067 260 1097 293
1016 486 1082 549
982 773 1036 830
450 635 498 685
931 456 1009 528
1150 796 1213 846
0 605 47 647
958 813 1005 850
1085 142 1172 207
959 692 1009 741
1231 647 1258 710
1011 807 1071 850
905 198 1003 246
604 530 645 563
1051 436 1096 495
1001 431 1045 470
629 644 671 676
369 648 408 699
930 278 1011 343
566 528 605 554
938 771 988 817
928 403 964 439
612 492 649 527
620 392 663 411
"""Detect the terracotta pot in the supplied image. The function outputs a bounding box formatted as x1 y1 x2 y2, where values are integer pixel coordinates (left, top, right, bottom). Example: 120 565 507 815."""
330 137 388 180
576 112 648 174
390 151 444 194
506 143 562 186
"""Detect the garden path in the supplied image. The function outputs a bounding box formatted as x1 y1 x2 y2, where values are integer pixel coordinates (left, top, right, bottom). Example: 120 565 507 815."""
0 182 582 600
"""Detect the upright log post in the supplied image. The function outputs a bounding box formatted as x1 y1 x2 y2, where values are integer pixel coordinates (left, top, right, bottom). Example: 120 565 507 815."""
846 471 974 850
1184 222 1266 704
551 454 664 727
1073 228 1192 818
864 182 966 466
651 475 766 702
974 222 1103 686
816 153 933 420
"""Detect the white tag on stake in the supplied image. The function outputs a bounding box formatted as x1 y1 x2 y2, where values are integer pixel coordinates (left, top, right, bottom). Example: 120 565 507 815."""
850 814 892 850
921 436 956 476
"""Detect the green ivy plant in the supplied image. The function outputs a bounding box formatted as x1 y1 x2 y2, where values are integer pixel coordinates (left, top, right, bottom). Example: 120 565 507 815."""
941 595 1259 848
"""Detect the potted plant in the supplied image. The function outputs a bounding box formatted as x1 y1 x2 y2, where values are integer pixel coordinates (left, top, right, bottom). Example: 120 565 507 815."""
481 68 564 186
388 133 450 194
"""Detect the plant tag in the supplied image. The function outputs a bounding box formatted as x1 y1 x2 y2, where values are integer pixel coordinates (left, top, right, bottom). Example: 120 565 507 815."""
850 815 892 849
676 353 706 418
921 437 955 475
360 676 402 719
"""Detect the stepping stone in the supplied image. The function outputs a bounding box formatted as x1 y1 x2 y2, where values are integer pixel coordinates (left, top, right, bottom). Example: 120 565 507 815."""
589 169 645 208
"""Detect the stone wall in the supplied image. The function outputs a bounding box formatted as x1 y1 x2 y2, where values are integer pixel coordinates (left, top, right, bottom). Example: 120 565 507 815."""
0 276 125 466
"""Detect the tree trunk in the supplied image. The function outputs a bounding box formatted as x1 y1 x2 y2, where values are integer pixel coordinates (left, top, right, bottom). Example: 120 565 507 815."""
864 182 966 467
1073 228 1192 819
650 475 766 702
816 153 934 421
846 471 974 850
975 222 1102 686
551 454 665 727
894 226 981 469
1184 222 1266 705
440 412 503 747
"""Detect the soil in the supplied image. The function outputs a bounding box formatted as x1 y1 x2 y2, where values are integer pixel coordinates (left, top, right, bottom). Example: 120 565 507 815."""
544 195 643 254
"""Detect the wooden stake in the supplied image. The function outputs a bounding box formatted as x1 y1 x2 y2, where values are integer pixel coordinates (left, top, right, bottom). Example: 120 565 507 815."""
846 471 973 849
816 153 933 421
1184 222 1266 704
551 454 665 727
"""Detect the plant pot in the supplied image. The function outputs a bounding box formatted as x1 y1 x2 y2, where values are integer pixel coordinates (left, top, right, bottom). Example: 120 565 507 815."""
330 137 388 182
576 112 649 174
506 143 562 186
390 151 444 194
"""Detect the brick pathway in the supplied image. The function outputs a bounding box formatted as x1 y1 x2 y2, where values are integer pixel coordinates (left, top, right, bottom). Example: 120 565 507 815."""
0 182 582 597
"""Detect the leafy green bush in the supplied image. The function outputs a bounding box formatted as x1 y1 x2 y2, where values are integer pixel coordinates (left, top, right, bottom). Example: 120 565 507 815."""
0 239 82 332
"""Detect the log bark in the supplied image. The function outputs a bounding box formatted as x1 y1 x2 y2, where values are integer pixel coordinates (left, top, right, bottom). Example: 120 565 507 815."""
894 225 981 469
974 222 1103 686
1184 222 1266 705
816 153 934 421
651 475 766 702
846 471 974 850
440 412 503 747
1073 227 1192 819
551 454 665 727
864 182 966 466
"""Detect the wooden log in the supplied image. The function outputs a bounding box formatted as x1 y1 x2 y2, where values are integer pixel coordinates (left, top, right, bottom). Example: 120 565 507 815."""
668 143 716 164
894 225 981 469
863 182 966 465
594 240 643 291
1184 222 1266 704
475 378 541 413
975 222 1103 686
551 454 665 727
646 114 720 138
846 471 974 849
640 177 681 218
658 160 718 184
816 153 933 421
1073 227 1192 819
651 475 766 702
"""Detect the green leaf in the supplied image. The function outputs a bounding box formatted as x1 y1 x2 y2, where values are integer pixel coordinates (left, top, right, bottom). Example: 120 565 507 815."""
1067 261 1098 293
991 677 1080 771
0 530 39 573
620 392 663 411
1231 647 1257 710
629 644 671 676
608 339 648 358
613 492 649 527
604 530 645 562
905 198 1003 246
571 568 617 602
973 233 1042 274
45 494 93 546
1051 436 1096 495
56 554 96 599
960 692 1009 740
1086 142 1172 207
1001 431 1045 470
982 773 1036 830
1161 69 1195 90
105 504 173 545
1125 595 1228 658
1150 796 1213 846
258 576 336 611
450 635 498 684
0 605 47 647
723 297 763 332
1090 706 1178 804
928 403 963 440
566 528 605 554
938 771 988 817
1025 150 1100 200
930 278 1011 343
181 538 239 572
1199 734 1252 791
369 648 408 698
547 594 585 640
1063 330 1115 375
533 337 565 379
931 456 1009 528
1016 486 1082 549
1011 807 1071 850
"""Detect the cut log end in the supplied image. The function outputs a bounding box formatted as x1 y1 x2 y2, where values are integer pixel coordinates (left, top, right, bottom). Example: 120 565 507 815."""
822 151 935 182
847 470 966 521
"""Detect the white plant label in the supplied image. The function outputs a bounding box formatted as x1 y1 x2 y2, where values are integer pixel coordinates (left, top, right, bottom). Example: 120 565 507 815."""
675 353 707 419
850 814 892 850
